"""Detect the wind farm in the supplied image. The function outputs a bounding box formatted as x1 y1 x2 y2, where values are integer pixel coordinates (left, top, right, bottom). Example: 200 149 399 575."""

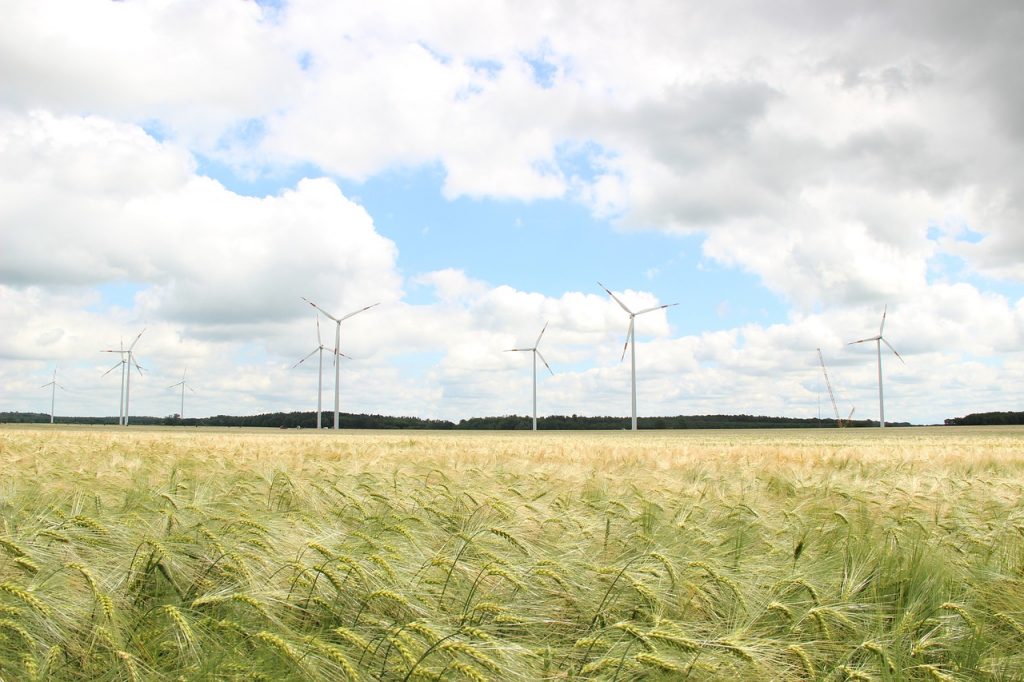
14 295 921 429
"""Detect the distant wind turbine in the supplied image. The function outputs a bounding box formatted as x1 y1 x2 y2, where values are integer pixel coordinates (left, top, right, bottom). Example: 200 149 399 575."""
102 329 144 426
848 305 904 428
598 282 678 431
505 322 554 431
293 315 350 429
168 368 196 419
40 368 65 424
301 298 379 429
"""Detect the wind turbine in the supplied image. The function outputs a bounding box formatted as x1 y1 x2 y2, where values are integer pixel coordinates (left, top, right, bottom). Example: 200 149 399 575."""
102 340 128 425
293 315 350 429
848 306 903 428
167 368 196 420
505 322 554 431
102 329 144 426
598 282 678 431
40 368 65 424
300 298 379 429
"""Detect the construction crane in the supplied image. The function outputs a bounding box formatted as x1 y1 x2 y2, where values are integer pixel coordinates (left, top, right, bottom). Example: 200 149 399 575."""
817 348 845 427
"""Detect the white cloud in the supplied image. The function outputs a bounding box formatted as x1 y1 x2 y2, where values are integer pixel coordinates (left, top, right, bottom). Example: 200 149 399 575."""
0 111 402 328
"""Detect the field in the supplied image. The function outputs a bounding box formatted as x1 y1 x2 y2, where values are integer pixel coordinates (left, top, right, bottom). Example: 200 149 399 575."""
1 425 1023 681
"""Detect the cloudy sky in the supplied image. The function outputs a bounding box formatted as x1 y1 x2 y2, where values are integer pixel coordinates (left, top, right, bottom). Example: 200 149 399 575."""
2 0 1022 425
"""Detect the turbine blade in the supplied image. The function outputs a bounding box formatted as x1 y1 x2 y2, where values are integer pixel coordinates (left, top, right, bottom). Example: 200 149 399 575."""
187 385 196 393
635 302 679 316
536 349 554 375
339 302 381 322
620 319 634 362
292 348 319 368
879 304 888 336
598 281 634 314
881 337 905 364
301 297 339 322
167 381 183 389
847 336 880 345
504 348 531 353
338 352 352 360
315 315 322 345
128 328 145 351
534 322 548 348
102 361 122 377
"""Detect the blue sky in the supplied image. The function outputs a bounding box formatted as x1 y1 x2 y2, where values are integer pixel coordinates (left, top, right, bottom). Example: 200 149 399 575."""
2 0 1023 425
191 156 787 333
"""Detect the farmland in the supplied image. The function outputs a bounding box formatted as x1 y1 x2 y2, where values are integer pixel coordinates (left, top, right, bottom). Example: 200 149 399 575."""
1 425 1023 680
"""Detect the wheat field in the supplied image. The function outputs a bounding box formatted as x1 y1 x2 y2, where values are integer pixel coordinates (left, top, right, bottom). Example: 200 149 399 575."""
1 424 1023 680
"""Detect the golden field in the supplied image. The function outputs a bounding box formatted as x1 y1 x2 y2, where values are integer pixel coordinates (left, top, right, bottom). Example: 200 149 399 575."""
1 424 1023 680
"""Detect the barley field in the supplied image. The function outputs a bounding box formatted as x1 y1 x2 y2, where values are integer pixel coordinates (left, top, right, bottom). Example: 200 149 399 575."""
1 425 1023 681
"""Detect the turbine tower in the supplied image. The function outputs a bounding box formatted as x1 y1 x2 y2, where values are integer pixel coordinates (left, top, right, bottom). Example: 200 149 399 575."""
598 282 678 431
40 368 65 424
102 329 144 426
293 315 350 429
848 306 903 428
168 368 195 419
505 322 554 431
301 298 379 429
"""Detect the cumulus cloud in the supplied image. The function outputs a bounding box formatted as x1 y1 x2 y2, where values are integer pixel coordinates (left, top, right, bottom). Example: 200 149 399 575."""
0 111 402 329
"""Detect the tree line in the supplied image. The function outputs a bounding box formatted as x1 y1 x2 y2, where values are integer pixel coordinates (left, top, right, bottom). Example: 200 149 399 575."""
944 411 1024 426
1 411 905 429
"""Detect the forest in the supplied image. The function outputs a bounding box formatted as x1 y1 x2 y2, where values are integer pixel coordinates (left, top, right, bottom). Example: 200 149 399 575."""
1 411 901 429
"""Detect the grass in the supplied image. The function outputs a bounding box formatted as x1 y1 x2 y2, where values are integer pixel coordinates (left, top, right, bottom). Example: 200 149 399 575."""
0 425 1023 680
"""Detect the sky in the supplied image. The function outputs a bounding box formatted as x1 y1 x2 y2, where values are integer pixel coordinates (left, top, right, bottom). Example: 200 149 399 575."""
2 0 1023 426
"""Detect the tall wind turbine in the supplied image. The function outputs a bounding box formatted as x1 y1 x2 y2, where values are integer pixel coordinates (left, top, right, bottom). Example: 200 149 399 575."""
102 329 144 426
598 282 678 431
505 322 554 431
40 368 65 424
102 340 128 425
848 306 903 428
293 315 350 430
301 298 379 429
168 368 195 419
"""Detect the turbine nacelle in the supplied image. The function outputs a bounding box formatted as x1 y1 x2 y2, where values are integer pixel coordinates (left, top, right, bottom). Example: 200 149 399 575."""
505 322 554 375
